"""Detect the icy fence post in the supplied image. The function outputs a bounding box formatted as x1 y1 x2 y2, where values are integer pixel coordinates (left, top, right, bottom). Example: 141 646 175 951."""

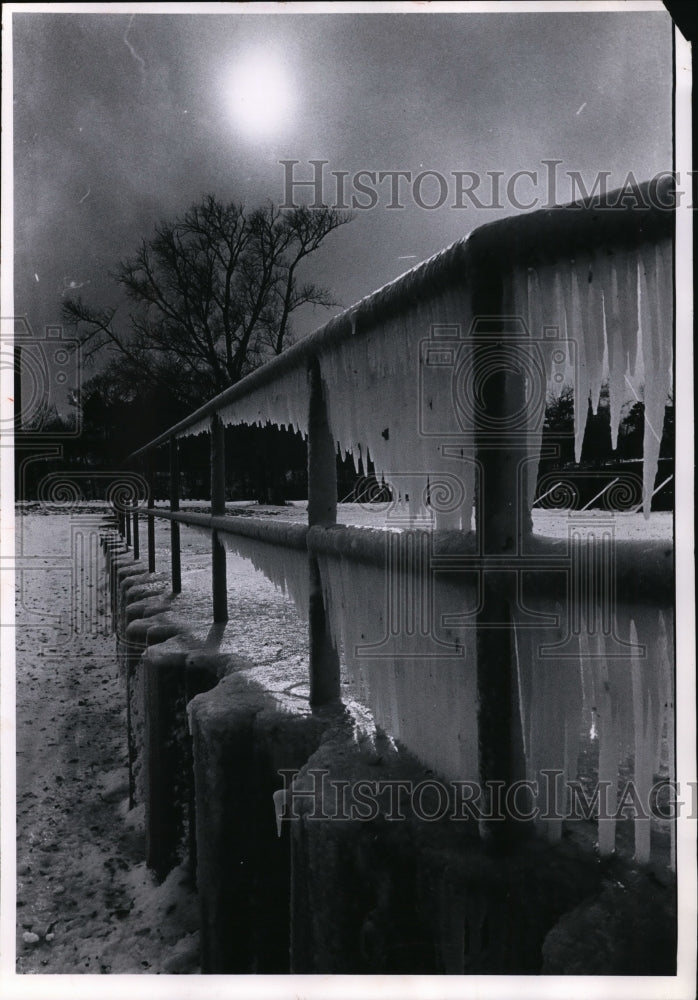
114 502 125 539
125 496 132 548
307 357 341 707
210 413 228 623
471 260 530 847
14 343 22 433
169 437 182 594
132 497 140 561
147 457 156 573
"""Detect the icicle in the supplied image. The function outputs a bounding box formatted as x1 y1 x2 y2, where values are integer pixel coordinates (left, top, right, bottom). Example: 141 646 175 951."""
513 601 583 843
220 533 309 618
560 261 591 440
596 250 631 451
533 262 584 461
639 239 673 517
317 282 476 529
508 267 547 516
216 364 311 438
581 253 606 416
588 626 620 857
525 240 671 477
658 609 676 870
176 418 210 441
316 545 479 782
273 788 286 838
569 276 587 468
618 252 640 378
628 611 659 865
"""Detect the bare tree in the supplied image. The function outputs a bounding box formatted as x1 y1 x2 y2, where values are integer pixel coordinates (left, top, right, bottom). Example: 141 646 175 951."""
62 197 352 408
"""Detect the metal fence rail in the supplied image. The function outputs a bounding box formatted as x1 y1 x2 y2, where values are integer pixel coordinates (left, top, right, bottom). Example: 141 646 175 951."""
115 176 674 854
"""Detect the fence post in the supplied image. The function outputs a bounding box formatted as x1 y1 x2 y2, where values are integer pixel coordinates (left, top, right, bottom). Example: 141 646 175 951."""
14 344 22 434
471 261 530 847
147 456 156 573
210 414 228 623
307 358 341 707
125 497 132 548
132 497 140 561
169 437 182 594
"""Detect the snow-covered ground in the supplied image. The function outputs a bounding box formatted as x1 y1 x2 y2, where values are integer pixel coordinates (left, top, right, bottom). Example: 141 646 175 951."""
15 497 674 540
14 509 311 974
15 513 199 972
78 498 671 540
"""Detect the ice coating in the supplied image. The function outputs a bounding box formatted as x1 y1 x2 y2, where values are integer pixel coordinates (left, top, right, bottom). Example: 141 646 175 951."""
218 364 310 437
513 580 674 866
319 285 477 530
220 532 310 619
176 515 672 863
177 364 310 440
316 542 480 783
510 237 672 513
132 185 674 878
512 606 583 845
174 226 672 523
639 240 673 517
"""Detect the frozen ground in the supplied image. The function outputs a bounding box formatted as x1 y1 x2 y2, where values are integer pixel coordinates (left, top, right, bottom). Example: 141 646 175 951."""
15 497 674 540
167 500 674 540
15 513 200 973
14 509 310 974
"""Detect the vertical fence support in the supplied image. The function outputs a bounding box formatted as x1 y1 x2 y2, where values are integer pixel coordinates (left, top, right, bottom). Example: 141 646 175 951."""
210 414 228 623
14 344 22 434
307 358 341 707
147 457 156 573
471 260 530 848
132 497 140 562
169 437 182 594
125 499 132 548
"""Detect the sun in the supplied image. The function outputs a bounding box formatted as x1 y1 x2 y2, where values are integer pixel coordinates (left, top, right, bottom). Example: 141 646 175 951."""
227 49 294 137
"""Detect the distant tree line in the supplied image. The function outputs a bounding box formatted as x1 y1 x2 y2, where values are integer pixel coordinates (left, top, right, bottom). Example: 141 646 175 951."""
17 193 353 501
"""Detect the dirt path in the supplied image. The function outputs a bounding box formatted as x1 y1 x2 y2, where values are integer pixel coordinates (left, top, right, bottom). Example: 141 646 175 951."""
15 512 199 974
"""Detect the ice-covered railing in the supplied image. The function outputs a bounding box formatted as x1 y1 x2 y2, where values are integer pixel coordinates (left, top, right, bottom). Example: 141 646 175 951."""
121 176 675 866
132 175 672 526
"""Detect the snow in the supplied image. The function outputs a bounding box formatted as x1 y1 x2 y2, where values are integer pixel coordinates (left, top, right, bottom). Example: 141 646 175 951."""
143 516 311 669
15 513 200 973
14 510 314 973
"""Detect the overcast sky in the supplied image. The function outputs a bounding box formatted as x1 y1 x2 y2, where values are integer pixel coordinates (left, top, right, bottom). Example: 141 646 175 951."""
11 4 673 414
